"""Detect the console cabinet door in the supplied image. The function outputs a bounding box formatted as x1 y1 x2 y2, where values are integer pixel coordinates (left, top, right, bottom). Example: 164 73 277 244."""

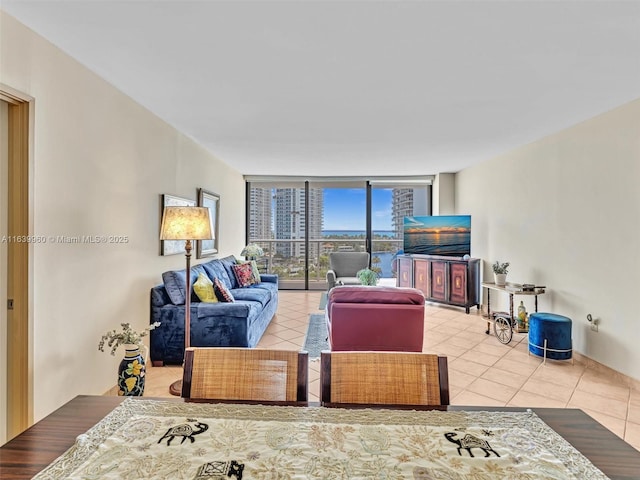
430 261 446 301
449 263 468 305
397 256 413 287
413 258 429 295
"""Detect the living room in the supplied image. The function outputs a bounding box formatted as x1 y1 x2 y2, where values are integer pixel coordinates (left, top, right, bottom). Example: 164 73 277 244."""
1 0 639 454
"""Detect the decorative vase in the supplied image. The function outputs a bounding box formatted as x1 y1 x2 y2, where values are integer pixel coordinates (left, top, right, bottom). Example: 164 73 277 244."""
118 344 146 396
494 273 507 286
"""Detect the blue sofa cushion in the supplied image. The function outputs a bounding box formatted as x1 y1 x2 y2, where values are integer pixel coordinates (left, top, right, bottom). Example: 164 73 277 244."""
201 259 233 290
218 255 240 289
231 286 272 307
251 279 278 292
162 264 206 305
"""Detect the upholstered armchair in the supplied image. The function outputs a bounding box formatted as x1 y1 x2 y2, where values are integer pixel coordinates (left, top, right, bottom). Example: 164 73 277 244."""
326 252 370 289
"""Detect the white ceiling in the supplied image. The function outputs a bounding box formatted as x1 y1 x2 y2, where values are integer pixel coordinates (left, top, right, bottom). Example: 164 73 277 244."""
2 0 639 176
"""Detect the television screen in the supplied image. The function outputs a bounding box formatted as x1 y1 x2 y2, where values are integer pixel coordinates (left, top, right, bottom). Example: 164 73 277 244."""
403 215 471 256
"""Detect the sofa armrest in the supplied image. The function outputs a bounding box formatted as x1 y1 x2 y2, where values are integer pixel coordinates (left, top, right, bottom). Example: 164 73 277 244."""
150 285 172 308
326 270 336 289
260 274 278 285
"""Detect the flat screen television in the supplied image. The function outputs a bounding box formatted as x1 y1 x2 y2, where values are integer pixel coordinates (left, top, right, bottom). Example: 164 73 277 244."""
403 215 471 257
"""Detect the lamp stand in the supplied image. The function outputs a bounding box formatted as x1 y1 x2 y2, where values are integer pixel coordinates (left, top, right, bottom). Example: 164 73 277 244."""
169 239 193 396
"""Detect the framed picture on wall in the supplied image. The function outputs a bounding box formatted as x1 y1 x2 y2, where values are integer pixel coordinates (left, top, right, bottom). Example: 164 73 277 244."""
196 188 220 258
160 194 196 255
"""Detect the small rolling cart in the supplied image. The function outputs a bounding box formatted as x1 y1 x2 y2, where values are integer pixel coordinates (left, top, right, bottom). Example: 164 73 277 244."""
481 282 547 344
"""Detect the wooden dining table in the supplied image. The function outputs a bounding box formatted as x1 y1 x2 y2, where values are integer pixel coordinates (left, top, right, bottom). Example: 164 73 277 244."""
1 395 640 479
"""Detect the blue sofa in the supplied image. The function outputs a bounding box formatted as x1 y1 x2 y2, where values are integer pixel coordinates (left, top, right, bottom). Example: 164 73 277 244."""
150 255 278 365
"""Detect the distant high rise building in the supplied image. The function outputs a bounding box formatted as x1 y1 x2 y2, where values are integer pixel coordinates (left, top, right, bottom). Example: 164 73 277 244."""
273 188 324 257
392 188 414 238
248 187 273 240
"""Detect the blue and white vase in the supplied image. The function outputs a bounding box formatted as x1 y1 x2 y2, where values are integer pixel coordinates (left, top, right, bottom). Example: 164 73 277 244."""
118 344 146 396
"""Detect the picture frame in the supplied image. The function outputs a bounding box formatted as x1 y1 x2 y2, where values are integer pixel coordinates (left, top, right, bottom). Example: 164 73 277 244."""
196 188 220 258
160 194 196 256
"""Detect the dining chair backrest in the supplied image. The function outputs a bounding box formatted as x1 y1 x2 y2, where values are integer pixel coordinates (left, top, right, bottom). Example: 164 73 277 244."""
320 351 449 406
182 347 309 402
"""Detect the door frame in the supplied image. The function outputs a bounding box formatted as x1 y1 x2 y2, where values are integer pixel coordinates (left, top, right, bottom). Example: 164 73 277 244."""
0 83 33 440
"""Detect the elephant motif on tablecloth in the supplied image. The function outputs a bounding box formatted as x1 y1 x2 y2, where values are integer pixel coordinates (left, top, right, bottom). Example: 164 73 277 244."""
158 419 209 446
444 432 500 458
193 460 244 480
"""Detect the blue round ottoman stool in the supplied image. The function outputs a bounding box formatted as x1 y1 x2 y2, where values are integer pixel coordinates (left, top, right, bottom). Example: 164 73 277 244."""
528 312 573 363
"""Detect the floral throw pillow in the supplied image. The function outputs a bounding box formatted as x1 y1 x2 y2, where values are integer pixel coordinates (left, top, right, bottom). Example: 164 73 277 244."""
213 277 235 303
193 273 218 303
232 262 256 288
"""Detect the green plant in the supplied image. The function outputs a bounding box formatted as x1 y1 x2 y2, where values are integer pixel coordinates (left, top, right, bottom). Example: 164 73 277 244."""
98 322 161 356
492 261 510 274
357 268 379 286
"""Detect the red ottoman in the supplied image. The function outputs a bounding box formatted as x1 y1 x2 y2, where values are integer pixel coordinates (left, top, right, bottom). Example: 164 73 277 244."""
326 285 425 351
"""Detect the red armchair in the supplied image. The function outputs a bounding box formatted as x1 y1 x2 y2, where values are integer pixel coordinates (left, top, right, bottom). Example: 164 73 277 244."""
325 285 425 352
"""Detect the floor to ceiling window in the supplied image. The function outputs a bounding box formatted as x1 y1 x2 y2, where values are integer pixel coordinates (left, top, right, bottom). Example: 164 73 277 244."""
370 182 432 279
246 177 432 290
310 182 366 290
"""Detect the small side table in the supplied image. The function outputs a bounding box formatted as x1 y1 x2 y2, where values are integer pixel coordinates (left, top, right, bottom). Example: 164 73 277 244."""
482 282 547 344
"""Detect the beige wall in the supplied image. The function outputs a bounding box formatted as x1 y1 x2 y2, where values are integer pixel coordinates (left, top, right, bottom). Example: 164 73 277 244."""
432 173 455 215
456 99 640 381
0 11 246 421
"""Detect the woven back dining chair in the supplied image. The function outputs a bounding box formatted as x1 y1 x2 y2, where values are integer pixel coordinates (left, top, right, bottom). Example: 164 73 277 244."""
182 347 309 402
320 351 449 406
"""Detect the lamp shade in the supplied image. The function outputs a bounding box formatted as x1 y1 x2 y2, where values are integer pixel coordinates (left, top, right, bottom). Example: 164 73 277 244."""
160 206 213 240
241 243 264 258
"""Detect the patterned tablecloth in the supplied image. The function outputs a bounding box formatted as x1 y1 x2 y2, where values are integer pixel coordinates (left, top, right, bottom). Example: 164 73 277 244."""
35 399 609 479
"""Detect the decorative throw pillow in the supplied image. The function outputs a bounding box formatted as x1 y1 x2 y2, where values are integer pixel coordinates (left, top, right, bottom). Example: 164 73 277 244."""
232 262 256 287
249 260 261 284
193 273 218 303
234 259 262 284
213 277 235 303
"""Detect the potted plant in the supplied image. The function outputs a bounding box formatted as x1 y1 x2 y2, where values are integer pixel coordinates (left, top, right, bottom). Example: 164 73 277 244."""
98 322 161 396
492 261 510 286
357 268 379 286
98 322 161 355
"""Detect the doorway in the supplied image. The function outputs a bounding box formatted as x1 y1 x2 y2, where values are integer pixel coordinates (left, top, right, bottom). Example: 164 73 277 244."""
0 100 7 445
0 85 32 442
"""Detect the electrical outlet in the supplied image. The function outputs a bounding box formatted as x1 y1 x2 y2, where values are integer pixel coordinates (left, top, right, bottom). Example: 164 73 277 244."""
587 313 599 332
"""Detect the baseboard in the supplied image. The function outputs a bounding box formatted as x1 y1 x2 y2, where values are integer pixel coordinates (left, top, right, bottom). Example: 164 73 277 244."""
103 384 119 396
572 352 640 390
479 303 639 390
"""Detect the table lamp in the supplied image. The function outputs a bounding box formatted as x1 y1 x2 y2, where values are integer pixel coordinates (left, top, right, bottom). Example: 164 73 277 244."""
160 206 213 395
240 243 264 260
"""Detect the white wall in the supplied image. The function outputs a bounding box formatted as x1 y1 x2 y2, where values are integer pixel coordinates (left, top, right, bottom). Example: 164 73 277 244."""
0 11 247 421
456 99 640 381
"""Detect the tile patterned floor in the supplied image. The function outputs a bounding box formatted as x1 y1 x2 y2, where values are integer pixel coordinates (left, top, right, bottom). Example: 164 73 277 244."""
143 290 640 451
